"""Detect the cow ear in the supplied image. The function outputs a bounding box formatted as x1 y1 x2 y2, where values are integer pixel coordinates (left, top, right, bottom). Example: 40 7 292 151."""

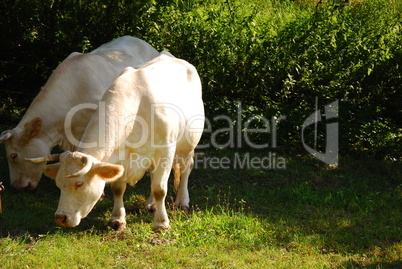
93 163 124 182
23 117 43 139
0 130 13 142
44 163 61 179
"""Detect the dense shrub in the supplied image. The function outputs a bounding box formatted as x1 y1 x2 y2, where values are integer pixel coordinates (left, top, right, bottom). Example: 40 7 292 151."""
0 0 401 159
0 0 156 121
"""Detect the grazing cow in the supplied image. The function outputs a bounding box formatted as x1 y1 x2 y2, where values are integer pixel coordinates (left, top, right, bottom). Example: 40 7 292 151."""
0 36 159 190
29 52 205 230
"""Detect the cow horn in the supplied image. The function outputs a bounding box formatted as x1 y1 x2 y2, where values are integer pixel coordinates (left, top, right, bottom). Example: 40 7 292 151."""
66 156 93 178
25 154 61 163
0 131 12 142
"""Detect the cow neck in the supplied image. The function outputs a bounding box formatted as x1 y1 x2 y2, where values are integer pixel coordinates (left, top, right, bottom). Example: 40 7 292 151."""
41 127 61 150
58 133 77 152
77 147 113 163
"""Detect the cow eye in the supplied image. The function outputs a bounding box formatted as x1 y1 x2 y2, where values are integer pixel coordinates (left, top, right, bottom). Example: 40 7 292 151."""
75 181 84 190
10 153 17 161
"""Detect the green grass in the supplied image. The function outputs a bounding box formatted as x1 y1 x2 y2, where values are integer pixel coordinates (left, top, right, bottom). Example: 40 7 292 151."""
1 1 401 267
0 146 401 268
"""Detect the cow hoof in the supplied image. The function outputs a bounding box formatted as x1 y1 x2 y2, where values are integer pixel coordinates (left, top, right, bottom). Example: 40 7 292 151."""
109 219 126 231
152 223 170 231
180 206 189 214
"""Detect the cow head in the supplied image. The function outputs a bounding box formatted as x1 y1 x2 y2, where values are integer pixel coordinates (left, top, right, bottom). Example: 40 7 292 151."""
29 151 124 227
0 117 51 190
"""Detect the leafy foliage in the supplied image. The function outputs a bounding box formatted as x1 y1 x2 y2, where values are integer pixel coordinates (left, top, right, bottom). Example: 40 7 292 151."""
0 0 401 159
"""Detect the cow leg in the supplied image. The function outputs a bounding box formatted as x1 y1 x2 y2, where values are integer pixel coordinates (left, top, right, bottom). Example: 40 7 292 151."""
174 155 194 213
146 163 178 213
109 180 127 231
146 192 156 213
150 155 172 230
145 170 157 213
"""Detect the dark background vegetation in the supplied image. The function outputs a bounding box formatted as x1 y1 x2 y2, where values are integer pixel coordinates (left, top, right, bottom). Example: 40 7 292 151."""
0 0 401 160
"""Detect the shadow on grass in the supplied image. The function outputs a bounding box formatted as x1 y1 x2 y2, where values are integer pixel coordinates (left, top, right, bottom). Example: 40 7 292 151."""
0 147 401 265
0 180 153 238
189 150 402 257
0 143 155 239
0 181 99 238
0 161 154 239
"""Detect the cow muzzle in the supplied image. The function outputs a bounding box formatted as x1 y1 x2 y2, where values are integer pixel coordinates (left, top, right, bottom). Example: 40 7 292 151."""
55 214 68 227
11 178 38 191
55 213 79 227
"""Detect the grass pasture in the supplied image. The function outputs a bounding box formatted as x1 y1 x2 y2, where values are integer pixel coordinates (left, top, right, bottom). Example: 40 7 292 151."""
0 0 401 268
0 147 401 268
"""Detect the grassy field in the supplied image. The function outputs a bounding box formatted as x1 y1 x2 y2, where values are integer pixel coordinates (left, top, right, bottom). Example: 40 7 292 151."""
0 146 401 268
0 1 401 268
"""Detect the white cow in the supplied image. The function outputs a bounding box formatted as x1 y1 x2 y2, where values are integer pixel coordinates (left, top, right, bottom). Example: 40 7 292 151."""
29 53 205 230
0 36 159 190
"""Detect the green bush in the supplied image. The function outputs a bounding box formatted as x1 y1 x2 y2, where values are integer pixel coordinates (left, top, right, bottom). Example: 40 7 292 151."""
0 0 401 159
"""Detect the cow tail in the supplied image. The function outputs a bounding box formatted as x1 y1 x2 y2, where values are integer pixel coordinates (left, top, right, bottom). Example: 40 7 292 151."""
173 163 181 192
